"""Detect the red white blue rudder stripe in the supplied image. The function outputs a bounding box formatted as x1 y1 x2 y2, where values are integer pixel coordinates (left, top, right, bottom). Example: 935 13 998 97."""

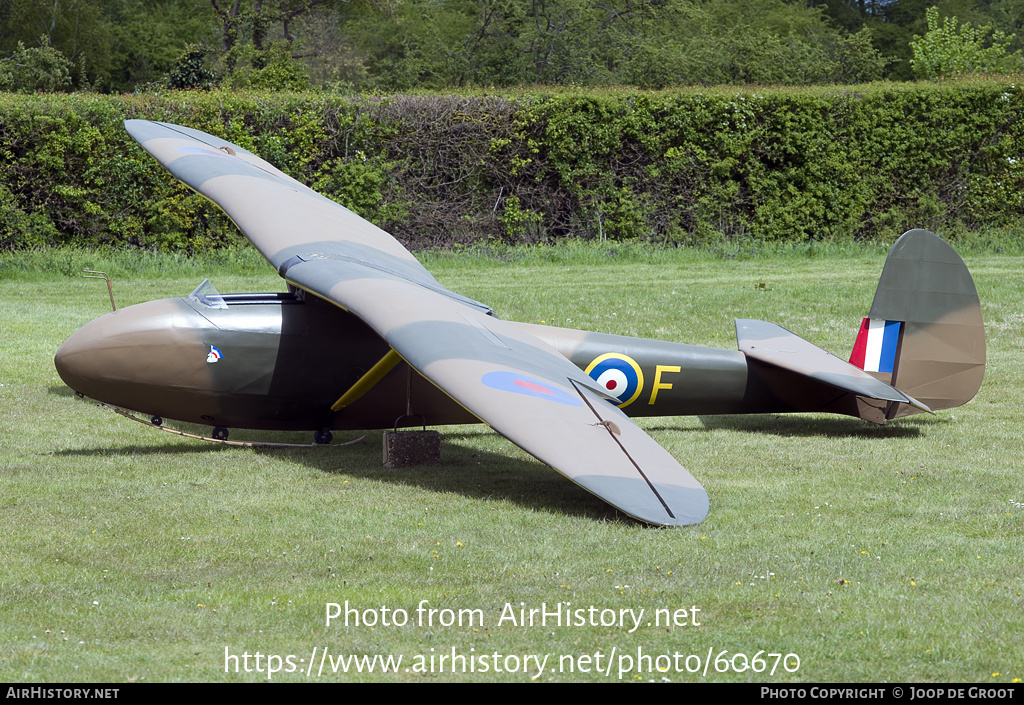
849 318 902 374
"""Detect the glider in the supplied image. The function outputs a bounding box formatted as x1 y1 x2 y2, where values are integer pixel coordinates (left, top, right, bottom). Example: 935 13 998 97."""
54 121 986 526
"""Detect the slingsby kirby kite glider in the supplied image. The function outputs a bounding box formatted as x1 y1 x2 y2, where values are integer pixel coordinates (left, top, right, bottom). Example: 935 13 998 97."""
54 121 986 527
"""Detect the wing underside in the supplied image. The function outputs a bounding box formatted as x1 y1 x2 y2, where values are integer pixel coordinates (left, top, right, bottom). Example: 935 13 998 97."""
126 119 709 526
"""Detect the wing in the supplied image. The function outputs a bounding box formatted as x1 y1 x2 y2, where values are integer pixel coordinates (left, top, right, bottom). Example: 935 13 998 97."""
126 120 709 526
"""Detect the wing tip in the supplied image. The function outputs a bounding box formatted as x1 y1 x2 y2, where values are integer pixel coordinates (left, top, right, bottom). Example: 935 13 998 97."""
574 474 709 527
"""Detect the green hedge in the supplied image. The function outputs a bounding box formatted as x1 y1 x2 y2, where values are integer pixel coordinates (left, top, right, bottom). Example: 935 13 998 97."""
2 82 1023 252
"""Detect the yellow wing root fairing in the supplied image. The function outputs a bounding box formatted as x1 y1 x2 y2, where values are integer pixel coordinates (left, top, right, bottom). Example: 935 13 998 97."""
331 348 404 412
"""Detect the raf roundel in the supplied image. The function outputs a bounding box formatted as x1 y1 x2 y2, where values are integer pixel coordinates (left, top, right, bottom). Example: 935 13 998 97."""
585 353 644 408
480 371 584 407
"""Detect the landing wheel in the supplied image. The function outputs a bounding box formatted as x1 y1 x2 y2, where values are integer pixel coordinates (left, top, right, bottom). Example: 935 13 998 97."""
150 416 163 426
212 427 229 441
314 429 333 445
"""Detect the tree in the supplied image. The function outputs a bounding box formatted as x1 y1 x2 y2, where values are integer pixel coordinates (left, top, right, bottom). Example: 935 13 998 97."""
104 0 218 92
340 0 890 89
910 6 1018 78
618 0 888 87
0 0 114 87
165 44 219 89
210 0 331 53
220 41 311 89
0 39 73 92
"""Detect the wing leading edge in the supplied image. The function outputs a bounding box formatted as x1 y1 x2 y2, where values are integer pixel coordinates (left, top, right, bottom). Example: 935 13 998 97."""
127 119 708 526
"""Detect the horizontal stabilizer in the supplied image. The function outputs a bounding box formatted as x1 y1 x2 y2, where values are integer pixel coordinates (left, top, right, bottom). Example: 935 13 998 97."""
737 319 931 414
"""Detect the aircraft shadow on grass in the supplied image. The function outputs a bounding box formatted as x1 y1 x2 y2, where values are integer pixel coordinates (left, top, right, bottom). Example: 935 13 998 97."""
51 383 939 524
688 414 929 439
47 408 616 522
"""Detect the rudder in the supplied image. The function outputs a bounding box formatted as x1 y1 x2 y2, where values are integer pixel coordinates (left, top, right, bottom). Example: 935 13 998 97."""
849 229 985 418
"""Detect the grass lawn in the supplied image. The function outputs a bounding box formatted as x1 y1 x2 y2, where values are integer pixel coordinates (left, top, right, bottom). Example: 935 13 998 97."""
1 243 1021 682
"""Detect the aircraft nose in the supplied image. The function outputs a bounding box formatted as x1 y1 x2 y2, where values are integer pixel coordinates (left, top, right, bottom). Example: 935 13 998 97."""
54 317 105 394
54 298 214 406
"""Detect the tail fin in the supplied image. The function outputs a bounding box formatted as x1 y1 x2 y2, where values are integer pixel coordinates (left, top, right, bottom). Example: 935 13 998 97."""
849 229 985 419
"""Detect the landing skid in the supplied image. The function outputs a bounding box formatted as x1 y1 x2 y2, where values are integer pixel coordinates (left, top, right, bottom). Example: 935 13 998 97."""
99 403 365 448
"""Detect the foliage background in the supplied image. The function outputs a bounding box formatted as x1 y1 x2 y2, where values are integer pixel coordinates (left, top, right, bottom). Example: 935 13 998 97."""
3 80 1024 252
1 0 1023 93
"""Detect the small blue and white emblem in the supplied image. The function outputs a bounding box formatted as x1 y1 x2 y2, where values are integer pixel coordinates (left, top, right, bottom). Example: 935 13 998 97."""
207 345 224 363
